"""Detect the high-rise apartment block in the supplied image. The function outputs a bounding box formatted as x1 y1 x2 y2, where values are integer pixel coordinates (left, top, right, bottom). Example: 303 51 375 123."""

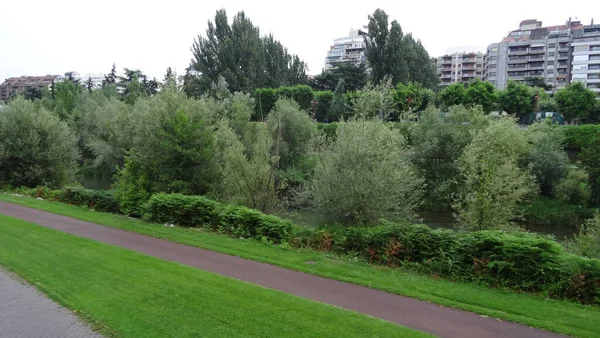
484 18 600 94
324 29 367 71
436 51 484 86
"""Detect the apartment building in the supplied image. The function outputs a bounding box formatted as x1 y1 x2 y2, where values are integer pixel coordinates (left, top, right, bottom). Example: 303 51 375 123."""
437 51 484 86
56 71 104 89
571 23 600 94
324 29 367 71
484 19 591 92
0 75 58 101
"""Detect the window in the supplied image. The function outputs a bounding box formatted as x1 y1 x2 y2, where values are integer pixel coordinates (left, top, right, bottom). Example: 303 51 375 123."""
549 43 556 48
488 72 496 76
489 56 498 61
574 45 588 52
589 64 600 70
548 52 555 57
547 60 555 65
547 69 554 74
591 45 600 51
590 55 600 61
489 64 497 68
588 74 600 79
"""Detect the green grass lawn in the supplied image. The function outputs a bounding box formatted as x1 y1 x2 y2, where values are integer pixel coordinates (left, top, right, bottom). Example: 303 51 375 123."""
0 215 428 338
2 194 600 338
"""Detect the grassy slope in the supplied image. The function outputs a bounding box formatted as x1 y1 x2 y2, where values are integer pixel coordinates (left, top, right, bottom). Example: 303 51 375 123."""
1 194 599 338
0 215 428 338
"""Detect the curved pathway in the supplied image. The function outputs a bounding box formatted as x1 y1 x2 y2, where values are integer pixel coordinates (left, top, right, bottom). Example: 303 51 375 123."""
0 201 562 338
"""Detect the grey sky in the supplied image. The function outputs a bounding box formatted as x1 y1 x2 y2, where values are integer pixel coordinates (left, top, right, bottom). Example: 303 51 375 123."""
1 0 598 81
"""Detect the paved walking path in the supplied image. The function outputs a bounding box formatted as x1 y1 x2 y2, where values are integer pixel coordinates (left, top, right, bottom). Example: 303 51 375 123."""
0 267 102 338
0 201 563 338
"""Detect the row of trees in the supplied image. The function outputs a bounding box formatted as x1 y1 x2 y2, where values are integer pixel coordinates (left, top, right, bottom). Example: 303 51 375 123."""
2 78 599 231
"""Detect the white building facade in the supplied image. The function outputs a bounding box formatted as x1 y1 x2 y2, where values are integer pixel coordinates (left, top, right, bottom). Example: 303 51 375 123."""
56 72 104 89
571 24 600 94
324 29 367 71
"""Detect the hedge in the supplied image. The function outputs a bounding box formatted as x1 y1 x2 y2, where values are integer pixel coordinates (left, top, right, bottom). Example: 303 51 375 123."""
145 193 293 244
10 186 119 213
254 85 317 121
291 222 600 304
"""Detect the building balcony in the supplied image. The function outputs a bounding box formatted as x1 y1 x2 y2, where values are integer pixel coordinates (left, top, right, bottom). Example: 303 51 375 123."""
508 58 529 64
509 50 529 56
508 65 527 71
557 63 569 68
529 49 545 54
441 74 453 79
558 47 570 53
528 56 545 61
528 64 545 70
558 54 569 60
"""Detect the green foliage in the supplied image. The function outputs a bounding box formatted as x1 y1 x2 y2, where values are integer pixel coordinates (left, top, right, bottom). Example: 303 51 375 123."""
411 106 488 211
189 9 307 94
294 222 600 304
521 122 568 196
60 186 120 213
0 97 79 188
254 85 315 120
328 79 347 122
145 193 293 243
498 81 535 117
51 79 84 120
562 124 600 153
581 134 600 207
464 80 497 113
309 63 368 92
392 82 425 116
310 119 423 224
316 122 339 141
555 169 592 206
538 97 558 113
522 197 595 229
364 9 438 89
455 118 537 230
566 213 600 259
555 82 597 123
313 91 334 122
215 121 279 212
351 79 395 120
113 151 151 216
266 99 316 169
438 83 467 109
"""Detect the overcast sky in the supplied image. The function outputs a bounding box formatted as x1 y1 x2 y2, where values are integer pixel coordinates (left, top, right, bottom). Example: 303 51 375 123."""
1 0 598 81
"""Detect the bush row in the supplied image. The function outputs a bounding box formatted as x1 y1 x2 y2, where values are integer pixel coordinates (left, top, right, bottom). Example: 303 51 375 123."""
5 186 599 305
10 186 119 213
145 193 293 244
292 222 600 305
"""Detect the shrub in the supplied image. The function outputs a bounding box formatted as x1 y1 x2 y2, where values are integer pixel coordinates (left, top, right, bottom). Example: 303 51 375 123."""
566 213 600 259
0 97 80 188
292 222 600 304
523 198 595 229
144 193 292 244
555 169 591 206
60 186 120 213
562 125 600 153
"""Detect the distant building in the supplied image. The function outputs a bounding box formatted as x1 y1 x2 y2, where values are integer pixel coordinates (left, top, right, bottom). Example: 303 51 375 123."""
484 18 600 93
571 23 600 94
324 29 367 71
56 71 104 89
0 75 59 102
436 50 484 86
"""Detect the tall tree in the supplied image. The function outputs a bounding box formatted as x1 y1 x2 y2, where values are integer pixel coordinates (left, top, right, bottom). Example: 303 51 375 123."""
163 67 176 87
464 79 497 113
498 81 535 117
439 83 467 109
189 9 307 95
364 9 437 89
86 77 94 93
555 82 597 124
309 63 368 92
103 63 117 86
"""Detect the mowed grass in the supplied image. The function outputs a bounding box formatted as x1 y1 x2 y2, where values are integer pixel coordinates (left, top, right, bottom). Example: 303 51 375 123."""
1 194 600 338
0 215 429 338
